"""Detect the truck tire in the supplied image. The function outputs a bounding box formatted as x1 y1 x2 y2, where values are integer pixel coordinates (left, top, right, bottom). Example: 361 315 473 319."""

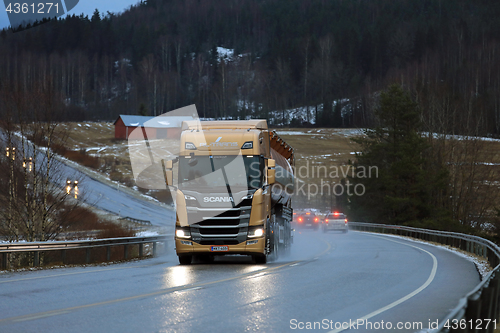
178 255 192 265
253 254 267 264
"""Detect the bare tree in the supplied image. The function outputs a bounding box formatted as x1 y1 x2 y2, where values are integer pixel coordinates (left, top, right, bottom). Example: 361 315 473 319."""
0 80 83 243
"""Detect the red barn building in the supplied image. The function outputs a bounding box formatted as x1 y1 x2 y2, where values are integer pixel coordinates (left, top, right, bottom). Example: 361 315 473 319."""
114 115 193 140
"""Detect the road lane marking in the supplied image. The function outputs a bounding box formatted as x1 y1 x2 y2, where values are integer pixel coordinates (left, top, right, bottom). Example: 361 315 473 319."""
175 287 202 293
0 260 301 324
249 272 269 279
13 311 70 322
0 264 160 284
328 234 438 333
0 231 333 324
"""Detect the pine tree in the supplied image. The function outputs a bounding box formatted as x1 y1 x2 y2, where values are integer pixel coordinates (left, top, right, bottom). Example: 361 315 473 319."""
138 103 148 116
349 85 450 227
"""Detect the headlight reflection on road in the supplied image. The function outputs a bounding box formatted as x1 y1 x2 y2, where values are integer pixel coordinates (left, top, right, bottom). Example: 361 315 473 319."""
164 265 195 288
237 270 277 331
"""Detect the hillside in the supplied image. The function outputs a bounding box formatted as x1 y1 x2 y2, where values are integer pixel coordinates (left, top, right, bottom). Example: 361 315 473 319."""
0 0 500 137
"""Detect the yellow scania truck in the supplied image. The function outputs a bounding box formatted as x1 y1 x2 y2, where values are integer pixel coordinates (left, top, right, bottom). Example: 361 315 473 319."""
164 120 294 264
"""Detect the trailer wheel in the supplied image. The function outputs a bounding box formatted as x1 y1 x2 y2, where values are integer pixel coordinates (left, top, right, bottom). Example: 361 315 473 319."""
178 255 192 265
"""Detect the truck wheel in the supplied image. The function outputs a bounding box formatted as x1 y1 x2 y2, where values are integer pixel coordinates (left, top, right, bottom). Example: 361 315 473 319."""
253 254 267 264
178 255 192 265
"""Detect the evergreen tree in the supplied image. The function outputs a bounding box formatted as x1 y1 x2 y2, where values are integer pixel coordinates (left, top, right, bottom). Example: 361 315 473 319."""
348 85 450 227
138 103 148 116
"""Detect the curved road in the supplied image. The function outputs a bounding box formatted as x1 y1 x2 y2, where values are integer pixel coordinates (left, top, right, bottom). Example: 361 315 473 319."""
0 230 480 332
57 158 176 229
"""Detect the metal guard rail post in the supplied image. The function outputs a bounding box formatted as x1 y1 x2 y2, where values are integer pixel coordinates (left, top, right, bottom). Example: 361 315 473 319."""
349 222 500 333
0 235 169 270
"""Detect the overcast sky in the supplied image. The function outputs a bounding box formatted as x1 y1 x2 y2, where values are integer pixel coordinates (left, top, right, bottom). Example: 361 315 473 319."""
1 0 140 30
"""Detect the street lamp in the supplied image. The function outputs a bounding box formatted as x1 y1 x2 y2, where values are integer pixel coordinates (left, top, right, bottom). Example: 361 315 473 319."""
6 147 15 160
74 181 79 199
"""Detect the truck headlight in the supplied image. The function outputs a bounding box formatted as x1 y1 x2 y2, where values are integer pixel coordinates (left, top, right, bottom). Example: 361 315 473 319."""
248 227 264 238
176 229 191 239
241 141 253 149
185 142 197 150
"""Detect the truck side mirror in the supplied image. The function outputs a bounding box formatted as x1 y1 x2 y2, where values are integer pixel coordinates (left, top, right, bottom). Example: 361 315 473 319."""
267 159 276 185
162 159 173 186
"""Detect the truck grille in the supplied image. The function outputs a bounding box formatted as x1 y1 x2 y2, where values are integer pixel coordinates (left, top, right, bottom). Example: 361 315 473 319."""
198 219 240 227
199 240 239 245
199 227 239 235
188 205 251 244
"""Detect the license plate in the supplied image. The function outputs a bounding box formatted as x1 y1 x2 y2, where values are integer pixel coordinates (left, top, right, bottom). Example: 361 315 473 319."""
210 246 228 252
305 223 312 226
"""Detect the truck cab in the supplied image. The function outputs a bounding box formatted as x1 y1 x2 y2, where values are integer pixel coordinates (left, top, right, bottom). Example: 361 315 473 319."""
166 120 294 265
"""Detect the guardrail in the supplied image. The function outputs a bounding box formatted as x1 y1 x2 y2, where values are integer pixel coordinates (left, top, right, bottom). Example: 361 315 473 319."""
119 216 152 226
349 222 500 333
0 235 169 270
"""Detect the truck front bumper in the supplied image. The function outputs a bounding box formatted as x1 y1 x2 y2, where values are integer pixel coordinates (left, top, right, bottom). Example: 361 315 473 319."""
175 237 265 255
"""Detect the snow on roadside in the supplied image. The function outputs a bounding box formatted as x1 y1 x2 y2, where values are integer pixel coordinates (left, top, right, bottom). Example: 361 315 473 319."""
135 230 160 237
421 132 500 142
276 129 365 137
378 233 492 280
275 131 314 136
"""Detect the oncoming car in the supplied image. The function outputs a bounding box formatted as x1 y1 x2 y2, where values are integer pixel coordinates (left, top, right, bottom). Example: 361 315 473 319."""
322 212 348 233
295 211 320 230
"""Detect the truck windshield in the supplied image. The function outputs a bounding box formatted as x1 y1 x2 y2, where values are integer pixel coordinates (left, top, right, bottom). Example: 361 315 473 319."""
178 155 264 191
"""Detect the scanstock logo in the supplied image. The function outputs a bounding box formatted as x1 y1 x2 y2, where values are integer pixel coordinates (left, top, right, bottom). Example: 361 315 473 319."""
203 196 234 203
5 0 80 31
128 105 247 226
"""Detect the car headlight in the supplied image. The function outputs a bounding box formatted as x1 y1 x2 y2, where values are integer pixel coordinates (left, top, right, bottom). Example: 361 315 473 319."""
176 229 191 239
248 227 264 238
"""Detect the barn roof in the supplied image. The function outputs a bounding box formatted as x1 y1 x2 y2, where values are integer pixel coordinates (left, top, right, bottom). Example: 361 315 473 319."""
114 115 193 128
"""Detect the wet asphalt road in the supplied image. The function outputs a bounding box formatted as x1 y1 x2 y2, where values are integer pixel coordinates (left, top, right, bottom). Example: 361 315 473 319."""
0 230 480 333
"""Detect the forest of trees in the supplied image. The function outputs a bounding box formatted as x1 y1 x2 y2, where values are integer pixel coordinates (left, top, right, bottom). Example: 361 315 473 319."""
0 0 499 136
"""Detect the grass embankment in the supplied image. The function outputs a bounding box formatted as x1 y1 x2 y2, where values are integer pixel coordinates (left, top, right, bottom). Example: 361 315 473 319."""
62 206 135 239
58 122 134 185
